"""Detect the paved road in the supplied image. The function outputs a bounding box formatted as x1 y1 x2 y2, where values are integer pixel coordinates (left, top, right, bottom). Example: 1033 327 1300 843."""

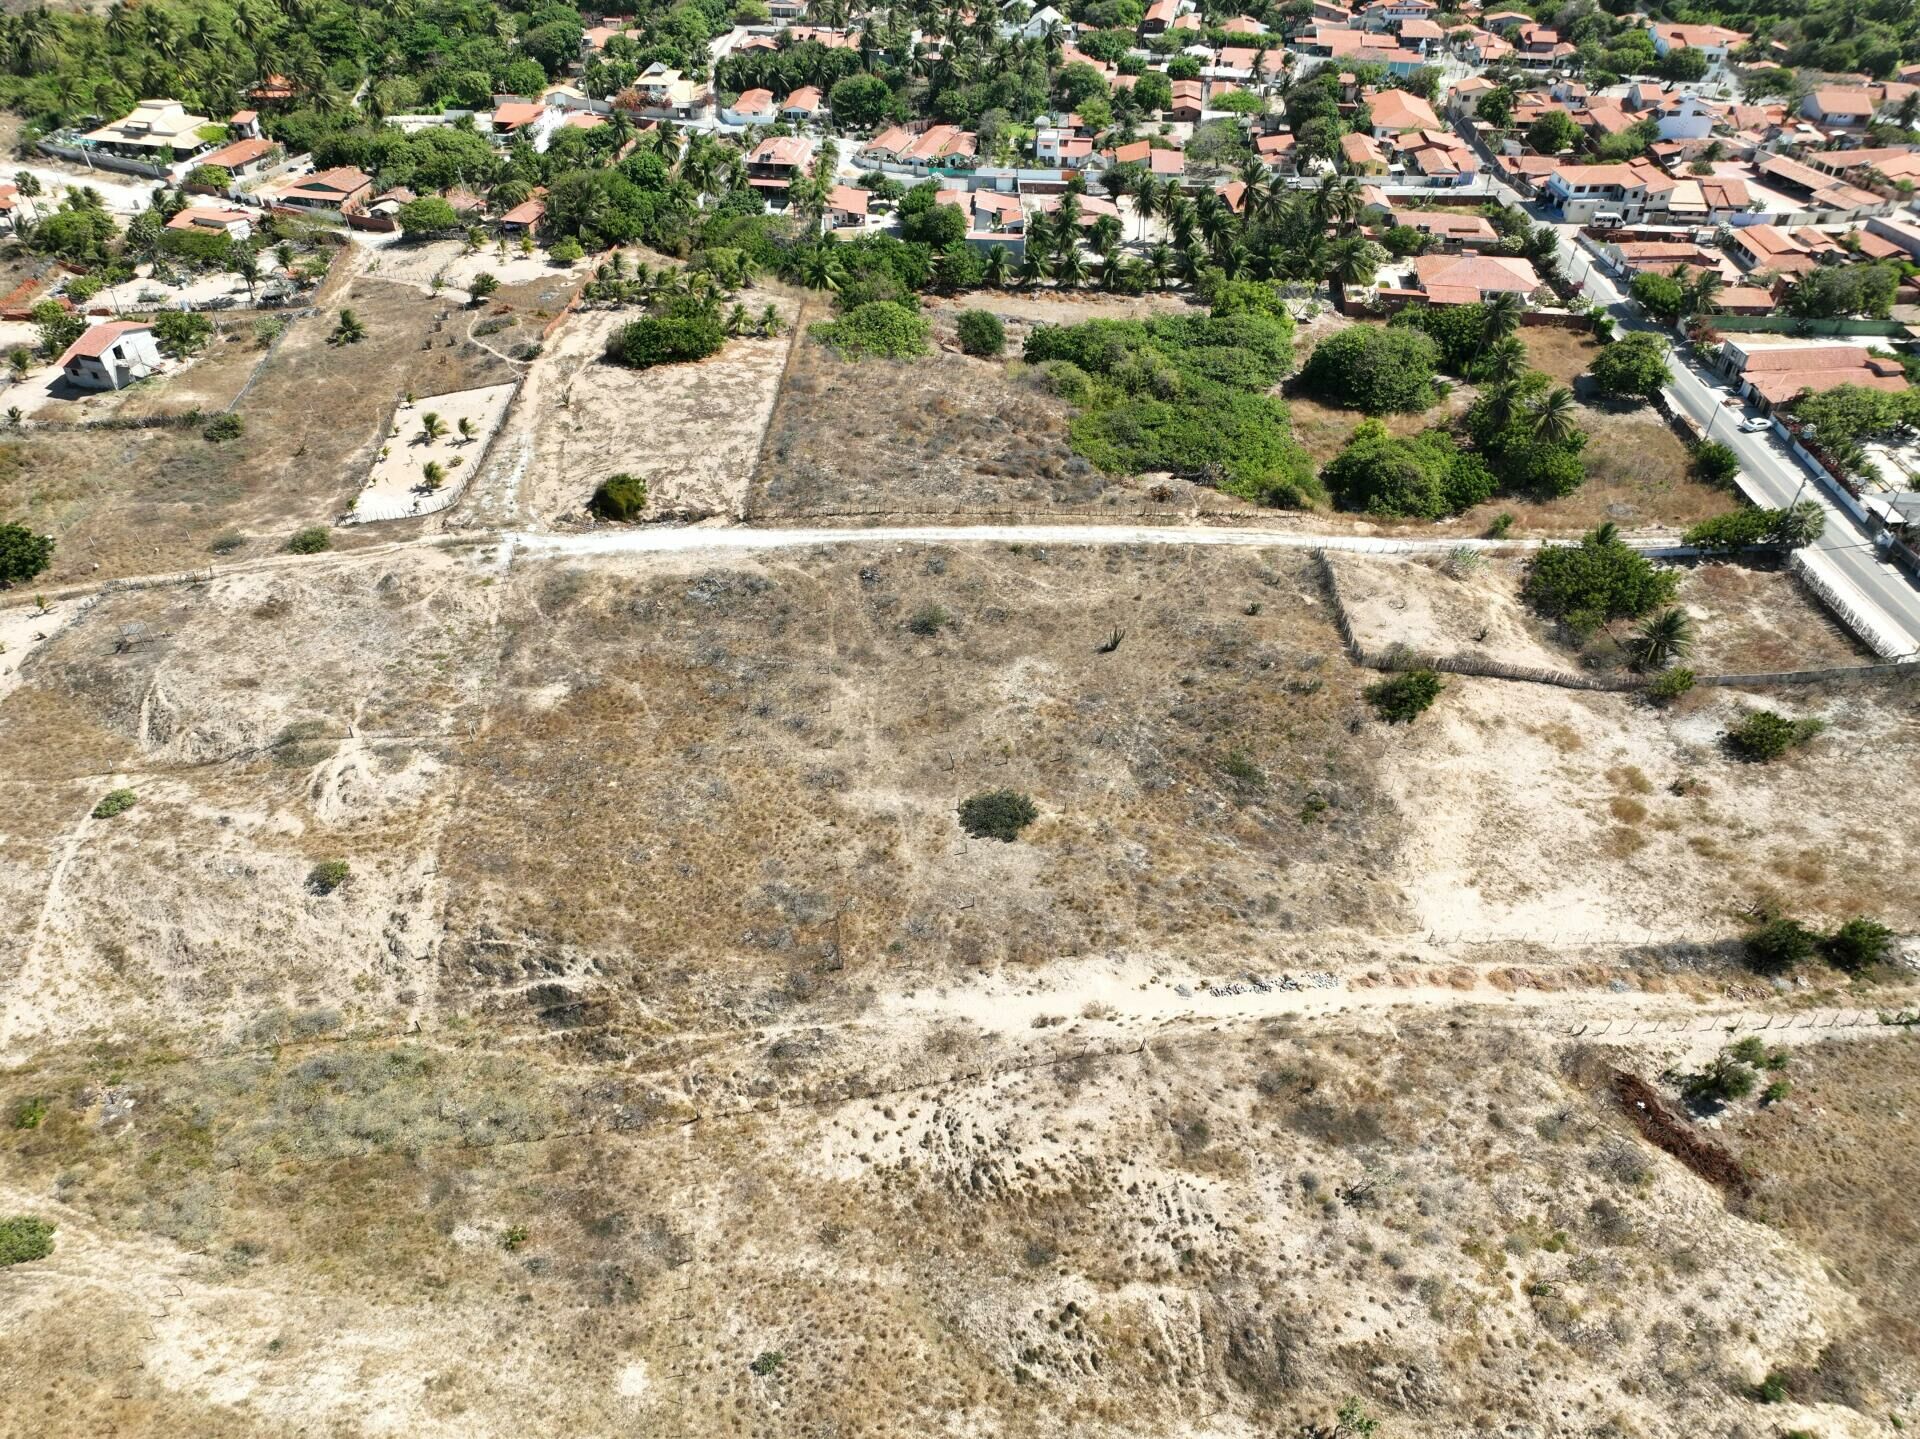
1539 206 1920 658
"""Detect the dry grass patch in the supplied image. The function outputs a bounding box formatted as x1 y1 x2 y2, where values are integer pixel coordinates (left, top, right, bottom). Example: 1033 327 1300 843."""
0 281 512 581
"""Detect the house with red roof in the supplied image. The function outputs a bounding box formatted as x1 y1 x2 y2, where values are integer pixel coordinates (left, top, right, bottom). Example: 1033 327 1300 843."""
264 166 372 214
722 88 776 126
745 135 814 198
827 184 870 229
1723 341 1909 413
1412 252 1542 304
165 206 254 241
58 322 161 392
193 136 279 178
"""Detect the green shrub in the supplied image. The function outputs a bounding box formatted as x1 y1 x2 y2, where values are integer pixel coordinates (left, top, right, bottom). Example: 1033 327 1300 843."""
210 530 246 555
0 1216 55 1267
1299 324 1441 414
1756 1370 1791 1404
812 301 930 359
955 309 1005 357
91 788 137 819
590 472 648 521
1680 1053 1758 1105
751 1351 785 1376
1486 511 1514 539
1822 916 1892 973
1725 709 1824 762
907 602 951 636
306 859 351 895
1321 421 1495 520
1745 916 1818 975
1365 668 1443 724
286 526 331 554
607 313 725 368
1464 371 1588 496
958 789 1039 842
1683 508 1783 551
1586 332 1671 400
1691 441 1740 487
1762 1079 1792 1104
1522 526 1678 634
1070 393 1323 507
1644 666 1695 705
0 522 55 586
11 1097 47 1130
202 411 245 442
502 1224 530 1252
549 237 586 263
152 309 214 357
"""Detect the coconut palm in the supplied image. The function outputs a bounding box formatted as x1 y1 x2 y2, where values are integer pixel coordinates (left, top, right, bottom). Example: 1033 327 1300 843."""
1131 173 1161 245
1326 235 1382 289
1098 246 1126 291
418 412 446 444
457 417 476 442
982 244 1010 289
421 461 446 492
1480 288 1524 342
1052 244 1088 288
1165 196 1196 252
1016 246 1049 286
1477 335 1528 386
1628 607 1693 671
1146 241 1173 289
1689 266 1724 316
794 246 844 291
1529 386 1580 444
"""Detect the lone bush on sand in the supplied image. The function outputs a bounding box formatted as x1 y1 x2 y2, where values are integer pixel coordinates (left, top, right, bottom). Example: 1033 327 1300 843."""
958 790 1038 842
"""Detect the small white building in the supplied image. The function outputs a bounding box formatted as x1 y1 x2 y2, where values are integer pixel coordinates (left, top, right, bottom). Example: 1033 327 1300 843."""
58 322 162 392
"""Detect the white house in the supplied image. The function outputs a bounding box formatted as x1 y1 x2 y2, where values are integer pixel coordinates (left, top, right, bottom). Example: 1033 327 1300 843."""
1646 22 1748 74
57 322 162 392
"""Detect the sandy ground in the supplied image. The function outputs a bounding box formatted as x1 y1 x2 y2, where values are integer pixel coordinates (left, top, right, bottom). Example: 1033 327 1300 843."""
362 237 589 296
1 538 1917 1439
349 382 517 523
514 293 798 524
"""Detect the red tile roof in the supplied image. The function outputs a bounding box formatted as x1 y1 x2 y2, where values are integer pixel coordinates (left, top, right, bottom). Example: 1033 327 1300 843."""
57 321 152 370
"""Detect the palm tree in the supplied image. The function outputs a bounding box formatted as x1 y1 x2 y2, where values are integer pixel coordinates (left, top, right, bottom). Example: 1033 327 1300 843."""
1326 235 1381 289
1016 246 1048 287
1165 196 1196 252
1146 242 1173 289
418 412 446 444
1052 244 1088 288
1628 608 1693 671
1529 386 1580 444
457 417 476 442
329 309 366 345
1098 246 1126 291
1483 381 1523 430
421 461 446 492
1689 267 1724 317
1478 335 1528 386
1480 289 1524 343
795 246 844 291
1195 191 1231 251
982 244 1010 289
1131 173 1161 245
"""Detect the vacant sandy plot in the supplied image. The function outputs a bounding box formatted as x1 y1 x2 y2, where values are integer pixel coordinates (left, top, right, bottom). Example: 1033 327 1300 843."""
3 536 1918 1439
0 279 514 581
363 237 588 297
349 382 517 523
520 295 797 523
1329 550 1567 670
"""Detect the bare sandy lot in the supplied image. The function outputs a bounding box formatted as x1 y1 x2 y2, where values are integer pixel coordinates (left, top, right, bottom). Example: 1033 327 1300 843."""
363 237 588 297
350 382 517 523
1 537 1916 1439
516 293 798 524
0 278 514 581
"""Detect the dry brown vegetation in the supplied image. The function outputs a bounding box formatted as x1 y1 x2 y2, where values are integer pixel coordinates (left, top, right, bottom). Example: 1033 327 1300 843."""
0 277 512 583
3 311 1918 1438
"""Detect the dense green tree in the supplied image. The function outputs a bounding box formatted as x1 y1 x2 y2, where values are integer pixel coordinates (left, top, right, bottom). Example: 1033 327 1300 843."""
1522 524 1678 633
1321 421 1495 520
1299 324 1441 414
